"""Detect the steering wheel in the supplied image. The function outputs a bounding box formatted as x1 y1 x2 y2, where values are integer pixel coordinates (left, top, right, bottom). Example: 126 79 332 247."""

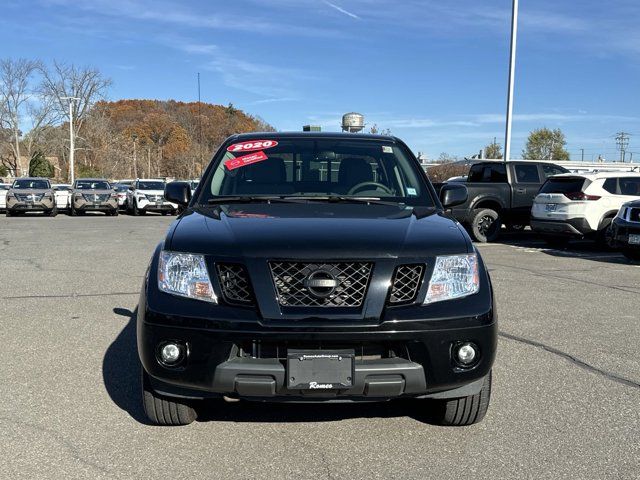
347 182 393 196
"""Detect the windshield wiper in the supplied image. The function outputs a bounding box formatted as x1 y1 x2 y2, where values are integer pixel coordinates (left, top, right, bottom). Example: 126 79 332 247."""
283 196 403 206
207 196 307 205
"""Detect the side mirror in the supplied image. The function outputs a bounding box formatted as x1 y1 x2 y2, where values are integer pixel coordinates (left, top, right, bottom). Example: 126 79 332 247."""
165 181 192 207
439 183 468 209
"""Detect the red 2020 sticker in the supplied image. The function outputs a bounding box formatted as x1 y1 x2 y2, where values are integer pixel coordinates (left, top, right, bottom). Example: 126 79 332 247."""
227 140 278 153
225 151 269 170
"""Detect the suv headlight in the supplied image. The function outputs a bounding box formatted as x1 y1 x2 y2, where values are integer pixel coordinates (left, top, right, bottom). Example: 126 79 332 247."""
424 253 480 304
158 251 217 303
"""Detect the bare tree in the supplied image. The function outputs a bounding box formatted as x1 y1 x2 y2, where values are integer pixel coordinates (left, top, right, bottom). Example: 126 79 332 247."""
39 61 112 175
0 58 41 176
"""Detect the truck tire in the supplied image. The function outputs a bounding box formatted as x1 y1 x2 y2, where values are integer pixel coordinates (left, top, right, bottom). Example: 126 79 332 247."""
142 371 196 426
132 201 140 216
429 371 492 426
595 216 614 248
49 206 58 217
470 209 501 243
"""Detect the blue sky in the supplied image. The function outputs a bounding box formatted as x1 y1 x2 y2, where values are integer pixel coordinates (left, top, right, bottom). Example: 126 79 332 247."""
3 0 640 160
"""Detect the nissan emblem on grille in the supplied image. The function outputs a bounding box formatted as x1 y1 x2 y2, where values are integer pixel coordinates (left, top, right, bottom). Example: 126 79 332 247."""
270 262 372 307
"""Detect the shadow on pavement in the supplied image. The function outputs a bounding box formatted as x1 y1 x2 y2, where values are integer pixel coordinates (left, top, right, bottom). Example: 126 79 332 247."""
102 306 152 425
486 229 633 266
196 398 443 425
102 307 442 426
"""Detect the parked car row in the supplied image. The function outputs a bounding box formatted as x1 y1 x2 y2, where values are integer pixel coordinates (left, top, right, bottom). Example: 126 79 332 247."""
434 161 640 260
1 177 180 217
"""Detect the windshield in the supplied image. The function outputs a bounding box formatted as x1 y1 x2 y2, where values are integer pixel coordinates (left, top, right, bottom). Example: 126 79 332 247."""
137 181 165 190
113 184 129 192
13 179 50 189
198 138 433 206
75 180 111 190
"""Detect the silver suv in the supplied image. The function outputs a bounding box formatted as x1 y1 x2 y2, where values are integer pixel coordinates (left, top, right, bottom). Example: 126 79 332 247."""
71 178 118 216
6 177 56 217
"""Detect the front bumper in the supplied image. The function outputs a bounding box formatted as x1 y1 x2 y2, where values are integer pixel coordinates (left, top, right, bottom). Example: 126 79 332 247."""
73 197 118 212
530 217 593 237
609 217 640 249
138 249 497 401
7 202 53 212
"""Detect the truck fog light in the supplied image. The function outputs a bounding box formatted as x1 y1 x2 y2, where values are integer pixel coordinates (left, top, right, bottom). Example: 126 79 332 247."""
158 342 184 365
455 343 478 366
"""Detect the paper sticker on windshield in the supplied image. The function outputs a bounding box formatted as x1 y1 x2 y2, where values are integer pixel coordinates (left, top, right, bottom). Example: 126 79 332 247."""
227 140 278 153
225 151 269 170
407 187 417 196
382 145 393 153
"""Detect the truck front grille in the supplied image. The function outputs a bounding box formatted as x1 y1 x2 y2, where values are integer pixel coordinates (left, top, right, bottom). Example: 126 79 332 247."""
389 264 424 304
216 263 254 306
270 261 372 307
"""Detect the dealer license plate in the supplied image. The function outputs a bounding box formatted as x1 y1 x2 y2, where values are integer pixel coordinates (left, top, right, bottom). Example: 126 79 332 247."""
629 234 640 245
287 349 354 390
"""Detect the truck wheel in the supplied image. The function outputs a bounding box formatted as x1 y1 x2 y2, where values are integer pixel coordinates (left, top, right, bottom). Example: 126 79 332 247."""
132 201 140 216
470 209 501 242
622 249 640 262
595 217 614 248
429 371 492 426
49 207 58 217
141 371 196 426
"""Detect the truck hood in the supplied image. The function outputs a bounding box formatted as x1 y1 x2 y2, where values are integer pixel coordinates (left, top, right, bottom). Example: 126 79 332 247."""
168 203 470 259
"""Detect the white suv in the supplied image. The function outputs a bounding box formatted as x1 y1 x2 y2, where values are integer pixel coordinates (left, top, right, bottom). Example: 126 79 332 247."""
126 179 178 216
530 172 640 245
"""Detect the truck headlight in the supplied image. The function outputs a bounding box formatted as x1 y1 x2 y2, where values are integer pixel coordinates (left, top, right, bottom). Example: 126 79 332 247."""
158 251 217 303
424 253 480 304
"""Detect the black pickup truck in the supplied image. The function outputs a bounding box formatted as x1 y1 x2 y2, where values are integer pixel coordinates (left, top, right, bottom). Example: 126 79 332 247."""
438 160 568 242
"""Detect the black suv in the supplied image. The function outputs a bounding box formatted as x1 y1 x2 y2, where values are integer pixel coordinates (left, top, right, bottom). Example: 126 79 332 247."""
138 133 497 426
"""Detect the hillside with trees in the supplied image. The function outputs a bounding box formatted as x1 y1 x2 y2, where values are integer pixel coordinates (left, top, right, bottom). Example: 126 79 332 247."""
0 58 275 181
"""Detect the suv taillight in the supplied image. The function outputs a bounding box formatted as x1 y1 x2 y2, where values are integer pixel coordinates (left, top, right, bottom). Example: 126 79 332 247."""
563 192 601 201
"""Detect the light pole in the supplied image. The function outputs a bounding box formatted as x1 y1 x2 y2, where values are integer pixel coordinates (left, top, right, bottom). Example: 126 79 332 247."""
503 0 519 162
61 96 80 183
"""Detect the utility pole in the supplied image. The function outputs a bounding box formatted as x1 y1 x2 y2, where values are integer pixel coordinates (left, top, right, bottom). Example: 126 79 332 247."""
504 0 519 162
615 132 630 162
147 147 151 178
197 72 203 177
61 96 80 183
580 148 584 162
132 133 138 177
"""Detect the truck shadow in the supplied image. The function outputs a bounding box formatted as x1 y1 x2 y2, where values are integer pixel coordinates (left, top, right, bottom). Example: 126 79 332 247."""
103 307 442 426
102 307 153 425
486 230 633 266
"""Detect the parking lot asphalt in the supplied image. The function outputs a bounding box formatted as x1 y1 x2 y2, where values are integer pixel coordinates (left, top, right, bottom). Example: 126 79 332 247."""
1 213 638 479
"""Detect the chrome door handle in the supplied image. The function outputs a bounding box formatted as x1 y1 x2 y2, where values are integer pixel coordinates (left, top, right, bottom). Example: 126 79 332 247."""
515 188 526 194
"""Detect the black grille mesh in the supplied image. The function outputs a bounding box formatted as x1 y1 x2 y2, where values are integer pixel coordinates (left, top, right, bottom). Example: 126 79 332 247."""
216 263 254 305
389 264 424 304
270 262 373 307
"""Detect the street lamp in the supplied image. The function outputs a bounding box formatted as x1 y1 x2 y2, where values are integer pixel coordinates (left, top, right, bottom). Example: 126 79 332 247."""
61 96 80 183
504 0 519 162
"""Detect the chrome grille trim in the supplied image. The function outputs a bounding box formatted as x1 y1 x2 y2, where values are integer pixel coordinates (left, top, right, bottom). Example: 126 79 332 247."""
270 261 373 307
389 264 424 304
